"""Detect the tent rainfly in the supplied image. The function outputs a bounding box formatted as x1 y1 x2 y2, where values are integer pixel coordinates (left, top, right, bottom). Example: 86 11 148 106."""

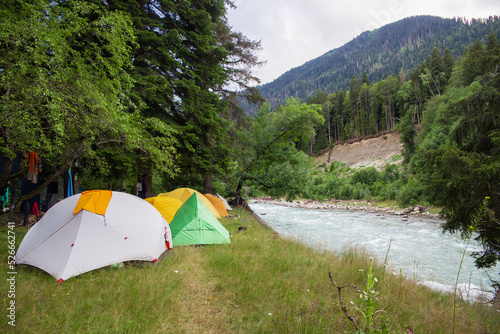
204 194 228 217
15 190 172 282
170 193 231 246
145 196 183 224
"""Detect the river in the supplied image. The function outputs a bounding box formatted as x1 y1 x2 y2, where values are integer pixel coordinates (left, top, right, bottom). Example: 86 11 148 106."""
248 202 498 301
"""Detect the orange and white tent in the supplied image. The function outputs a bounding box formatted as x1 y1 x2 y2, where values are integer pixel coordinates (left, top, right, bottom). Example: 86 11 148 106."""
15 190 172 282
215 194 232 211
158 188 221 218
204 194 228 217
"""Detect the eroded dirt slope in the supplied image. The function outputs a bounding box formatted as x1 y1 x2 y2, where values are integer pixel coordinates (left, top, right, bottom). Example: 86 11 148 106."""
316 132 403 169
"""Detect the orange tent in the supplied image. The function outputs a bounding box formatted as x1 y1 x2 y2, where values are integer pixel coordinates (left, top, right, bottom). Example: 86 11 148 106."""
204 194 228 217
145 196 183 224
158 188 221 218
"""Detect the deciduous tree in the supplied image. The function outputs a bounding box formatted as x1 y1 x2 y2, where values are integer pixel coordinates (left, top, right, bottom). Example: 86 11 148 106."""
232 98 324 204
0 1 169 208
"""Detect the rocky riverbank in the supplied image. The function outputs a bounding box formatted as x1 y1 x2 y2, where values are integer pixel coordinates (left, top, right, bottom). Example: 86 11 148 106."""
250 197 442 220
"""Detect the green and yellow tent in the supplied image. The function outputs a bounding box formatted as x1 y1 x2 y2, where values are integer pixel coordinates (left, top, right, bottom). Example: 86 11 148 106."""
170 193 230 246
158 187 221 218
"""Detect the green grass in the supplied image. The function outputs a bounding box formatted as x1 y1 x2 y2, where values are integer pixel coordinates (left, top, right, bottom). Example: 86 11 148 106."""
1 208 499 333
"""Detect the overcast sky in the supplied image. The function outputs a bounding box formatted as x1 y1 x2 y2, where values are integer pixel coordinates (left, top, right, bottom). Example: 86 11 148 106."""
227 0 500 85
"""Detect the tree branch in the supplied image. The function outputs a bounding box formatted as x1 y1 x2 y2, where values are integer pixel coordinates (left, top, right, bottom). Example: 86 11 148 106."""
329 272 361 332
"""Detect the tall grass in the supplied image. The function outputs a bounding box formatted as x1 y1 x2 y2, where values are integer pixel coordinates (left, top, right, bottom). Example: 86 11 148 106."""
1 208 499 333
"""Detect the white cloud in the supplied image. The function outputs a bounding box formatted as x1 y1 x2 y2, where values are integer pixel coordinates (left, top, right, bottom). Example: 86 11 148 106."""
227 0 500 85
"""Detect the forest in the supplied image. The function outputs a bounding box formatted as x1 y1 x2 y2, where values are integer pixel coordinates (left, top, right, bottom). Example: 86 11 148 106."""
0 1 499 285
253 15 500 113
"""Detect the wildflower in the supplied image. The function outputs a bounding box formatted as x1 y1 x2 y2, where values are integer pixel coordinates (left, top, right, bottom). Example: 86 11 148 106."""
485 196 490 200
268 313 273 316
374 277 378 283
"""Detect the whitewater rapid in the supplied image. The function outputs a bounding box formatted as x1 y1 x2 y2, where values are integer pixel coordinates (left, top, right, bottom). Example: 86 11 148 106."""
248 202 498 302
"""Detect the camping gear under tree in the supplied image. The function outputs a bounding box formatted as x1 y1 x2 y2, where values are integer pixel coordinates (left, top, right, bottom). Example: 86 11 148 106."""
169 193 231 246
15 190 172 282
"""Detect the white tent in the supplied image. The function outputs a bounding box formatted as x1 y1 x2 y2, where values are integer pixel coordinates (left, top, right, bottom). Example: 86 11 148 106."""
15 190 172 282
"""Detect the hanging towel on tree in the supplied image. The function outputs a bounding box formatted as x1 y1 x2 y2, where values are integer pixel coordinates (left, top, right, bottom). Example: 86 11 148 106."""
31 201 39 216
67 168 74 197
26 151 39 183
0 188 8 210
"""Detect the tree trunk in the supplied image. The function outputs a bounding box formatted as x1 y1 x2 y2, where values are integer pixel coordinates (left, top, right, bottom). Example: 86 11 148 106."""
144 172 153 198
0 157 26 197
234 178 245 207
13 162 74 211
203 175 212 194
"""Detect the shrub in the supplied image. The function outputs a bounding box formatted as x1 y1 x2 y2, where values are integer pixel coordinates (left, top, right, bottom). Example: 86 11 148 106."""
339 183 353 199
351 167 379 186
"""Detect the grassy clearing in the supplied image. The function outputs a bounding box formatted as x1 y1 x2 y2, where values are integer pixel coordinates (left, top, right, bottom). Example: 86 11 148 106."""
1 208 499 333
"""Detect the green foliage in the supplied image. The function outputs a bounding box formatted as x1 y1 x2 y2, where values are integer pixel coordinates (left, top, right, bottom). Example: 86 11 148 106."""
259 150 315 201
397 176 426 207
453 197 490 334
95 0 235 184
412 31 500 278
355 258 384 333
0 0 175 202
351 168 379 186
399 111 417 163
234 98 324 201
303 162 425 206
0 0 262 199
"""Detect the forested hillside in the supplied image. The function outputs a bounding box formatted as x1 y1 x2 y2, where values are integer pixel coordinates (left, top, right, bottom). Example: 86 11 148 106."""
242 15 500 115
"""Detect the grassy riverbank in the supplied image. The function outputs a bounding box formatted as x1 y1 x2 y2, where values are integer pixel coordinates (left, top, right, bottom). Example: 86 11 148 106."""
2 208 499 333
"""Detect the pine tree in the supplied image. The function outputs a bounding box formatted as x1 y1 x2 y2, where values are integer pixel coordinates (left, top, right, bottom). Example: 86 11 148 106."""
361 71 370 86
420 36 500 277
398 67 407 85
349 75 361 136
442 48 454 84
94 1 261 194
462 40 485 85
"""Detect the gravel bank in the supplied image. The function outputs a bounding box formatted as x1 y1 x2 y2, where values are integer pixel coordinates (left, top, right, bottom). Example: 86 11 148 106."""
250 197 441 220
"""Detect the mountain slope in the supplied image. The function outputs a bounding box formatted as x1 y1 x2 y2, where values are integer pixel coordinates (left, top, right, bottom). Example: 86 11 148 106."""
245 15 500 114
316 132 403 170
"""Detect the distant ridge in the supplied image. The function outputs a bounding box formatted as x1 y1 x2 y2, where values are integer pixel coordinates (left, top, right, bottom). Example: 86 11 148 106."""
243 15 500 115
